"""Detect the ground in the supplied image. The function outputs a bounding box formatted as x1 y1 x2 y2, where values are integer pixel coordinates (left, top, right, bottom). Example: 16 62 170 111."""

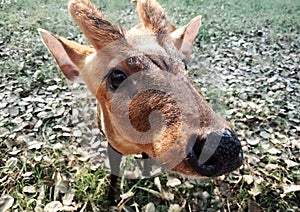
0 0 299 211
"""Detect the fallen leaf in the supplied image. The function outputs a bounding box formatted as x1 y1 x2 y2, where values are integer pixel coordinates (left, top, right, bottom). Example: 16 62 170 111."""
268 147 281 155
267 75 278 83
0 102 7 109
0 195 14 212
243 175 254 185
161 191 174 201
8 106 20 117
143 202 155 212
47 85 59 91
37 111 49 119
44 201 63 212
27 140 43 150
259 131 271 139
62 189 76 206
168 204 183 212
281 185 300 197
73 129 82 137
6 157 18 168
285 159 298 168
248 184 261 197
34 119 43 130
247 137 260 146
265 163 278 171
53 143 64 149
9 147 21 155
23 185 36 193
183 181 194 189
154 177 162 192
166 178 181 187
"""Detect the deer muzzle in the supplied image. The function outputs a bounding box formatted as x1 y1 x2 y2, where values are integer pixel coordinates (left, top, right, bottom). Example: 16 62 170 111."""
188 129 243 177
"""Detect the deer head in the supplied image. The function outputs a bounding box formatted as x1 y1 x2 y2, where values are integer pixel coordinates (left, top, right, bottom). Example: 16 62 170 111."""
39 0 243 178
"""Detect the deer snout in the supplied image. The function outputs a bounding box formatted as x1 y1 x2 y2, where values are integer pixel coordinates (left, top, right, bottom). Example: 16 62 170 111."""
188 129 243 177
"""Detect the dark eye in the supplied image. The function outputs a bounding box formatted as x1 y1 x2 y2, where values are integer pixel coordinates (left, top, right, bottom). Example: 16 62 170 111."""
108 69 127 90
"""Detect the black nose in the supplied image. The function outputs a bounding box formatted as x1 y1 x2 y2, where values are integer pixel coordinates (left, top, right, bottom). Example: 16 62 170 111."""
188 129 243 177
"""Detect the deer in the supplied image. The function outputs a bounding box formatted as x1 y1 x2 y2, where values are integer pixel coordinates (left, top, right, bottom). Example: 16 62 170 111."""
38 0 243 205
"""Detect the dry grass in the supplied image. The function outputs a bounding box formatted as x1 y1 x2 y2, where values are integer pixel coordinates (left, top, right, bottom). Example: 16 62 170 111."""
0 0 299 211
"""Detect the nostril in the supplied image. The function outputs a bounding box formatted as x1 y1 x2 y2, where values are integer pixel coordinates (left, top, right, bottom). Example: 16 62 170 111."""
190 136 205 158
188 129 243 177
204 156 218 166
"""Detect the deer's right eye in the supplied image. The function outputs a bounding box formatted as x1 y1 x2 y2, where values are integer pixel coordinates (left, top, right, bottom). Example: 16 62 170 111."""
108 69 127 90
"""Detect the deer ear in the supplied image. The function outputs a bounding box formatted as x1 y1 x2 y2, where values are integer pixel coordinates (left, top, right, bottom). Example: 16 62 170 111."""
38 28 95 82
133 0 172 34
68 0 124 51
171 15 201 58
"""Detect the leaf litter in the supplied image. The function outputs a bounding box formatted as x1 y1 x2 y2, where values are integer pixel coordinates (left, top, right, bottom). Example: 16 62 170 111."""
0 0 300 211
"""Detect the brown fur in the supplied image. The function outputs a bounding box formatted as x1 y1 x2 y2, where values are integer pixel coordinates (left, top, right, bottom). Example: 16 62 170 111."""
39 0 234 178
68 0 124 50
133 0 172 34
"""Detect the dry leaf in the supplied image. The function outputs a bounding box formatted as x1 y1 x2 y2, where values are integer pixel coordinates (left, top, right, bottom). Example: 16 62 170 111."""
44 201 63 212
168 204 183 212
268 147 281 155
143 202 155 212
62 189 76 206
73 129 82 137
34 119 43 130
243 175 254 185
265 163 278 171
23 185 36 193
281 184 300 197
166 178 181 187
0 195 14 212
246 137 260 146
154 177 162 192
6 157 18 168
285 159 298 168
248 184 261 197
160 191 174 201
259 131 270 139
27 140 43 150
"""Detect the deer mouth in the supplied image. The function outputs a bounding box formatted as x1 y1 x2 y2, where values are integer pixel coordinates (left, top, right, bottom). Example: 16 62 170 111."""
188 129 243 177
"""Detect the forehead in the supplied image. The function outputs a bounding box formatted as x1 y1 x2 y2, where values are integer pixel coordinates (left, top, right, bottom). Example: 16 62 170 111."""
125 28 169 57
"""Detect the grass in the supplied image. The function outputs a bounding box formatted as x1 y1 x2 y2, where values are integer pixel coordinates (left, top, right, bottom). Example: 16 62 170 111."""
1 0 299 211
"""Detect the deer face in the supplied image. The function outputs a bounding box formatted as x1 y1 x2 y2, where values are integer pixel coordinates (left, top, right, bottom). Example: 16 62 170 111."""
39 0 243 178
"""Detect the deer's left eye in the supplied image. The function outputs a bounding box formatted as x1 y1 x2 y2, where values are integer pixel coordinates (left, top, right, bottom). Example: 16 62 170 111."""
108 69 127 90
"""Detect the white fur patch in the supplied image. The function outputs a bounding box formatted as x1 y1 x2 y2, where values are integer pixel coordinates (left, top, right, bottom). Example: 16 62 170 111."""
81 52 105 96
126 29 167 57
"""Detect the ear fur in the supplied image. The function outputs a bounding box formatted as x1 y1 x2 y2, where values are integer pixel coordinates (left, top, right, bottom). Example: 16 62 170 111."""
38 28 95 82
68 0 124 50
133 0 171 34
171 15 202 58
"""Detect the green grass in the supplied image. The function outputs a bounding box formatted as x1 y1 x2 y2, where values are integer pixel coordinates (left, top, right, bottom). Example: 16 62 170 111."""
1 0 299 211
